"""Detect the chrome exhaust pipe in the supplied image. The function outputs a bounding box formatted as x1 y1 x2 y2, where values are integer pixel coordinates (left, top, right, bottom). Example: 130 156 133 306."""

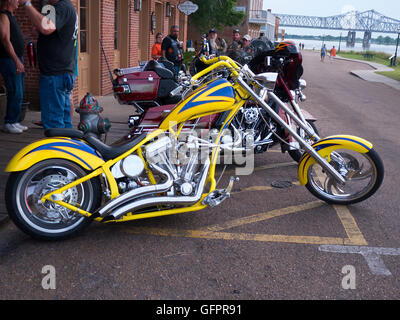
98 164 173 217
108 158 210 220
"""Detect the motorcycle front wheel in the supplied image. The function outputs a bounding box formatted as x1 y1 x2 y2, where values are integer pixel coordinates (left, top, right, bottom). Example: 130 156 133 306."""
5 159 102 241
305 148 384 205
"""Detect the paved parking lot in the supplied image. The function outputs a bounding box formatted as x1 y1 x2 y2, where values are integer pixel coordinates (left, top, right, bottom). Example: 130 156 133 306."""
0 51 399 299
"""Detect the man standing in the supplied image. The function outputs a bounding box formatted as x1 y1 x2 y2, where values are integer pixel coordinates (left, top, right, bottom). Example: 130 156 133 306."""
200 28 220 56
321 44 327 62
226 29 242 62
161 25 183 77
0 0 28 134
241 34 252 55
19 0 78 129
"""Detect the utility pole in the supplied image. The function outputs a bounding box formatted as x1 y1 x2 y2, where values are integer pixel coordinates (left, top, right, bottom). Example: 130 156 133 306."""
393 27 400 67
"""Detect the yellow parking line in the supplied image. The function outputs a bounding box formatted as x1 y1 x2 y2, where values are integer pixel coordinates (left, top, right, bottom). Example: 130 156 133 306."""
333 205 368 246
124 227 346 245
232 181 301 195
119 201 368 246
255 161 298 172
199 201 325 232
221 161 297 176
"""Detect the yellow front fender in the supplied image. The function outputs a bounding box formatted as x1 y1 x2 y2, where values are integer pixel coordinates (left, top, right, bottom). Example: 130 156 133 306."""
5 137 105 172
298 135 373 185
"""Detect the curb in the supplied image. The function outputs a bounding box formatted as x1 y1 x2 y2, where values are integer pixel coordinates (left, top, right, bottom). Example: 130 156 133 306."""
335 56 400 91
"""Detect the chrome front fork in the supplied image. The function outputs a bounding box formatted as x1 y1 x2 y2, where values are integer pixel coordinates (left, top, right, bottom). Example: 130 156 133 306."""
238 77 345 184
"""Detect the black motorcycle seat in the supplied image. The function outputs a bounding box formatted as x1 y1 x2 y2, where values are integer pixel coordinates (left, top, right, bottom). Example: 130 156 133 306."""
45 129 147 161
143 60 174 79
45 128 85 140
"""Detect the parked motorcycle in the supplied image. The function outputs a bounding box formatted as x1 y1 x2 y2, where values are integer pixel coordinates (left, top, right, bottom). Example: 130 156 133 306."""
5 55 384 240
113 41 318 162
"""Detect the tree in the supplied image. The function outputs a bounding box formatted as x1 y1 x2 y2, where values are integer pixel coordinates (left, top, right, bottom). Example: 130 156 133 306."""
189 0 245 34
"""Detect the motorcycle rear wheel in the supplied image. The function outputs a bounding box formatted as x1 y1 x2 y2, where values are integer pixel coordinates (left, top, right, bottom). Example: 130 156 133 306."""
305 148 384 205
5 159 102 241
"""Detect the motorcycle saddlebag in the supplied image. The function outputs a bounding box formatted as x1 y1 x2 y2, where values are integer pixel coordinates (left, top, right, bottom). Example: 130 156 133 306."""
114 70 160 104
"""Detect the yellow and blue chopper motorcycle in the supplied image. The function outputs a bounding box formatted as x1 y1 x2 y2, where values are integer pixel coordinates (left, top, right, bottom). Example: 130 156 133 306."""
4 56 384 240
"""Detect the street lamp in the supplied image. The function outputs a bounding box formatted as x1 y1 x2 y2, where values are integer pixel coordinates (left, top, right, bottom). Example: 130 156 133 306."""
394 26 400 67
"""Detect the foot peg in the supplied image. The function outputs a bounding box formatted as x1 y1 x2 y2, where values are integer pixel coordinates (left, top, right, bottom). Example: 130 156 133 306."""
202 176 239 207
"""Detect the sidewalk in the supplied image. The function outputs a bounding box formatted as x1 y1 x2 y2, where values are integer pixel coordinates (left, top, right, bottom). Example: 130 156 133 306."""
336 55 400 91
0 94 135 227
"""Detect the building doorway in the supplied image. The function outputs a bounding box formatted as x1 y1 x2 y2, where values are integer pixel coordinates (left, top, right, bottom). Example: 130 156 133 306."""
139 0 150 62
179 11 185 47
78 0 100 98
168 4 176 31
155 1 163 37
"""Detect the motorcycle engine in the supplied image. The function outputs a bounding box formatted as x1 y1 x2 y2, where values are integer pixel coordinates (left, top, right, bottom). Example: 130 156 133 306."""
145 135 202 196
111 135 203 197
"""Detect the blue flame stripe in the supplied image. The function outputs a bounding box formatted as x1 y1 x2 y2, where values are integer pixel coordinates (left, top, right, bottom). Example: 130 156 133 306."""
26 141 101 158
314 137 371 152
179 79 235 114
24 139 103 170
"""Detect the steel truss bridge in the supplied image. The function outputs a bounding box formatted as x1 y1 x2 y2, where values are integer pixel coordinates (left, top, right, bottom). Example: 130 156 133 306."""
275 10 400 34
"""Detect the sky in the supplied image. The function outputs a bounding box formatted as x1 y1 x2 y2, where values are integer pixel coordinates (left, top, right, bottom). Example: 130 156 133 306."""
263 0 400 37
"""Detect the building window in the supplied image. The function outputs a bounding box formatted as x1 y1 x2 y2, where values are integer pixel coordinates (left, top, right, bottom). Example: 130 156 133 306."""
80 0 88 53
114 0 119 50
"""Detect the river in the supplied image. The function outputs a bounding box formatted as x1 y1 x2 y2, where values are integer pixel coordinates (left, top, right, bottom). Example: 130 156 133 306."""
286 38 398 55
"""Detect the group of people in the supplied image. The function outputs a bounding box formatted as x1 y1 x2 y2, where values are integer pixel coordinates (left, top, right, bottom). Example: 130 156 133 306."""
199 28 254 62
151 25 184 77
320 44 337 62
0 0 78 134
150 26 255 77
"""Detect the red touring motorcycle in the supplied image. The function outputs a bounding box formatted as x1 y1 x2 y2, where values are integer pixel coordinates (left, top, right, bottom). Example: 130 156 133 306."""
111 41 318 162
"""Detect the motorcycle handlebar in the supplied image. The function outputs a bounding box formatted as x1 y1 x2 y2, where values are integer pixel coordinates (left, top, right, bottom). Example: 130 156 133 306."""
199 55 240 70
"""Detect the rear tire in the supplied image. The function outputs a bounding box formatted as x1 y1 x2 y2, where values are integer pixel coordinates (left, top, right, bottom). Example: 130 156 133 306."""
5 159 102 241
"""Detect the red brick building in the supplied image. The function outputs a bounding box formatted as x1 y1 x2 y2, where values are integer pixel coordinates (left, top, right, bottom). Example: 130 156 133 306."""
1 0 188 110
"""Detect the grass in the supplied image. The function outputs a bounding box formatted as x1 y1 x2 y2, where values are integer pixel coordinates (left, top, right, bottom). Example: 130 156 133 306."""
338 50 395 66
376 69 400 81
339 50 400 82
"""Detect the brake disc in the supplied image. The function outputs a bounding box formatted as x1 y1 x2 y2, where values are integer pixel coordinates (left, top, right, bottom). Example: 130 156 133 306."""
32 174 79 222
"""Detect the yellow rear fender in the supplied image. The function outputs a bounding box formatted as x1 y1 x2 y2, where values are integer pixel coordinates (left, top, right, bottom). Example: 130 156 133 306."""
298 135 373 185
5 137 105 172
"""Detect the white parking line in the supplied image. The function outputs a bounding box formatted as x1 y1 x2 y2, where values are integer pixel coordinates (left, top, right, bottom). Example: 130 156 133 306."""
319 245 400 276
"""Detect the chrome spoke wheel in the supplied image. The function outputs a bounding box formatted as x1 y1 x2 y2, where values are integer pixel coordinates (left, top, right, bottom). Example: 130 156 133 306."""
6 159 102 240
24 167 86 229
305 148 384 205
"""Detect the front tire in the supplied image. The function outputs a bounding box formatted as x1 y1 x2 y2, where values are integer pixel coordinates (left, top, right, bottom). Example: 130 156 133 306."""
5 159 102 241
305 148 384 205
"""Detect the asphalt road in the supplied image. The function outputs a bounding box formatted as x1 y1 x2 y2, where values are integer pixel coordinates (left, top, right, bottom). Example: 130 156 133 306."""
0 50 399 300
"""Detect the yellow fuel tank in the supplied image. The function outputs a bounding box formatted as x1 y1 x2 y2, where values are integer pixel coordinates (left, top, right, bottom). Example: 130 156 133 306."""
159 78 236 129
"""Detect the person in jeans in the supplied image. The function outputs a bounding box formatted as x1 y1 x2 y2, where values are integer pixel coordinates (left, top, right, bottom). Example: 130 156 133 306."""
161 25 183 77
19 0 78 129
321 44 327 62
0 0 28 134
